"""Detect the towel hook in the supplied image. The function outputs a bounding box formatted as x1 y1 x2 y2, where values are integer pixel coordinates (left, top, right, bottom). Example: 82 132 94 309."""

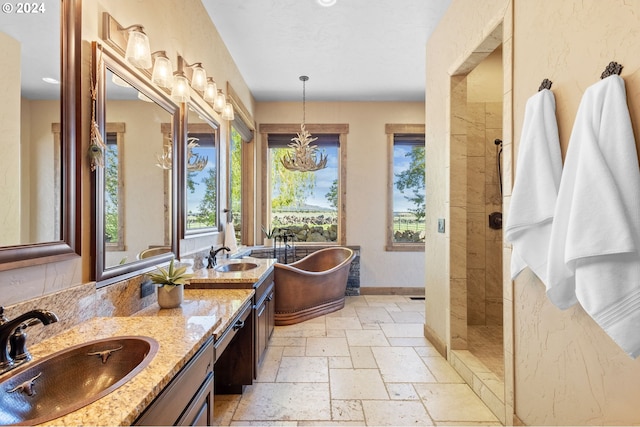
538 78 552 91
600 61 623 79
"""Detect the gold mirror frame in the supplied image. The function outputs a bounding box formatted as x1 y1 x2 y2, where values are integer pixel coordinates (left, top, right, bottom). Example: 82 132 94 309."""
0 0 81 271
92 42 180 286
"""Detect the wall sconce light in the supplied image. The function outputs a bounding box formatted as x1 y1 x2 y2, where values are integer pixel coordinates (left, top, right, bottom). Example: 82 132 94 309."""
187 63 207 92
124 26 152 69
178 56 209 93
213 89 226 113
222 102 235 121
111 73 131 88
203 78 218 103
151 51 173 89
171 71 190 103
103 13 152 69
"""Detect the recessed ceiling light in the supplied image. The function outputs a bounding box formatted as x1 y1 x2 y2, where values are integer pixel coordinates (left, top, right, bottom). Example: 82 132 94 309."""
317 0 337 7
42 77 60 84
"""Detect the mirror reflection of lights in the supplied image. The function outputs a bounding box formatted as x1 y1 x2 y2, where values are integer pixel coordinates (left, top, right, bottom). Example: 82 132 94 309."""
317 0 337 6
42 77 60 85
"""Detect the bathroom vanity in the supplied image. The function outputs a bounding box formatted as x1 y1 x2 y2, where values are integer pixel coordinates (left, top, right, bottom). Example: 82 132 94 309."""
189 258 276 389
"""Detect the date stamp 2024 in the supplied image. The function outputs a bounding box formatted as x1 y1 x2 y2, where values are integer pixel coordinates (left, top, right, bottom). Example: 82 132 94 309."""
2 2 46 14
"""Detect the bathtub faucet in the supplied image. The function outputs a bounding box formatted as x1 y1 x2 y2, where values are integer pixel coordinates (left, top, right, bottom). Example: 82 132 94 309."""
207 246 231 268
0 307 58 374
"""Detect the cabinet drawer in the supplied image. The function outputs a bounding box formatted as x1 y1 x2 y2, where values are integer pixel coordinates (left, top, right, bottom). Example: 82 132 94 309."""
134 337 214 426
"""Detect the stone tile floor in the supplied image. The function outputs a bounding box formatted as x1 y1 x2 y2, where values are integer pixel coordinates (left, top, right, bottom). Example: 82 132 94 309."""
213 295 501 426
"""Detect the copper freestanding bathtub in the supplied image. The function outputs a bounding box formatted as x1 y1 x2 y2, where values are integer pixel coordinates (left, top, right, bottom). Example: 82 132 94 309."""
274 247 355 325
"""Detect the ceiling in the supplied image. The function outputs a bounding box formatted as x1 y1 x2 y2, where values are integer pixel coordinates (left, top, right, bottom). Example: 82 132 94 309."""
201 0 452 102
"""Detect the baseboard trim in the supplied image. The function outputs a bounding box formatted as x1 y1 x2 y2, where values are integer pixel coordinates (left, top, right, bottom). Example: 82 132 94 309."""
359 287 425 296
424 323 447 357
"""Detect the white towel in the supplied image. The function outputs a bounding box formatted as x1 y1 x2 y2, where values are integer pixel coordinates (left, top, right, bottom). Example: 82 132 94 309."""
224 221 238 253
546 75 640 358
505 89 562 285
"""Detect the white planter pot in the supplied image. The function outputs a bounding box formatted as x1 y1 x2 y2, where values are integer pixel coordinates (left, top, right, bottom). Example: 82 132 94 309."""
264 238 274 247
157 284 183 309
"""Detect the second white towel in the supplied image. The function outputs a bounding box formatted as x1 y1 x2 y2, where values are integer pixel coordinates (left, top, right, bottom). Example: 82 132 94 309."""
546 75 640 358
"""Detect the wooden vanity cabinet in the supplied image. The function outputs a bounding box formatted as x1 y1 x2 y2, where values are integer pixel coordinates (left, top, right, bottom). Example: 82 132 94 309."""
134 336 214 426
189 268 275 381
213 300 253 394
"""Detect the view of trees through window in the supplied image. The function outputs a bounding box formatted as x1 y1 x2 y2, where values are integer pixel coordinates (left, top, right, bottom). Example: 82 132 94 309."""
186 133 217 231
269 136 339 243
104 133 120 247
230 127 242 241
393 135 425 243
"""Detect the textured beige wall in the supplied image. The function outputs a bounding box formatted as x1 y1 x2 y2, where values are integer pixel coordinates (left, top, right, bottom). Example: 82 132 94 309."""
512 1 640 424
426 0 640 424
257 101 425 287
0 32 21 245
424 0 510 356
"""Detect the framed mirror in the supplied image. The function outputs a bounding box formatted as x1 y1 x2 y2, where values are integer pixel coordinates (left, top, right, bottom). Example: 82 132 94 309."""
92 43 179 285
0 0 80 270
182 100 220 237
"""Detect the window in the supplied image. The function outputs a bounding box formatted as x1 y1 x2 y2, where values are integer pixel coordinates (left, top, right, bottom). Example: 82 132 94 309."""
386 124 425 251
104 123 126 251
261 124 348 245
229 126 242 242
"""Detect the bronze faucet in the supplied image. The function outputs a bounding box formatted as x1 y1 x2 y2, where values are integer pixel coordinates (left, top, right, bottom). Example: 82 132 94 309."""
207 246 231 268
0 307 58 374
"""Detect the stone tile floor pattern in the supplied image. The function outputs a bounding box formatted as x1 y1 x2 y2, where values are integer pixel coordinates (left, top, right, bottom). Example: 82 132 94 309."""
213 295 501 426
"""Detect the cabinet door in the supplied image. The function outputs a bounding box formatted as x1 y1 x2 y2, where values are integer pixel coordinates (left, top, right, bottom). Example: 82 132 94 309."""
266 286 275 340
177 373 214 426
255 297 268 369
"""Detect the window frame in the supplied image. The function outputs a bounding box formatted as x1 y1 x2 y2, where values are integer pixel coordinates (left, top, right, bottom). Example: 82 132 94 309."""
386 124 425 252
260 123 349 245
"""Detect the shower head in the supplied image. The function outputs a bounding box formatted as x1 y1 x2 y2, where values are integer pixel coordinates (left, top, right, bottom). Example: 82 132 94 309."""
494 139 503 146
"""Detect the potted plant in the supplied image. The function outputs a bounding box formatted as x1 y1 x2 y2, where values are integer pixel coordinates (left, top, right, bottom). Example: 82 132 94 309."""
147 258 193 309
262 225 277 247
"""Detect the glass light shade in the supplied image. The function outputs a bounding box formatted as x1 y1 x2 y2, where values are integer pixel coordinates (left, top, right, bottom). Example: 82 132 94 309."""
222 102 235 121
213 89 226 113
171 73 190 102
151 55 173 89
137 91 153 102
125 28 152 69
190 65 207 92
111 73 131 88
204 79 218 103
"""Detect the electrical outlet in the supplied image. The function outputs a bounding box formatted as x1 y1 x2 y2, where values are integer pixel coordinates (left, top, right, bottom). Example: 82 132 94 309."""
437 218 445 233
140 280 155 298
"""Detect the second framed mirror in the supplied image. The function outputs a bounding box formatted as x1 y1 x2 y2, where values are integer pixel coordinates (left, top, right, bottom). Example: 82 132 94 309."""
182 100 220 238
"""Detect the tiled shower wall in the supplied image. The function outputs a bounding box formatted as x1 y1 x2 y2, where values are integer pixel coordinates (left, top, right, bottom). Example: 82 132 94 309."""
467 102 503 326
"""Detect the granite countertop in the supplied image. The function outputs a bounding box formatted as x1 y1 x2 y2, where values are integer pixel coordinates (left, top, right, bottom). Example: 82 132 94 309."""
189 257 276 284
20 288 254 426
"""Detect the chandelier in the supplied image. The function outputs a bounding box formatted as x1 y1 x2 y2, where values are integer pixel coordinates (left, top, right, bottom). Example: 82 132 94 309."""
281 75 327 172
156 137 208 172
